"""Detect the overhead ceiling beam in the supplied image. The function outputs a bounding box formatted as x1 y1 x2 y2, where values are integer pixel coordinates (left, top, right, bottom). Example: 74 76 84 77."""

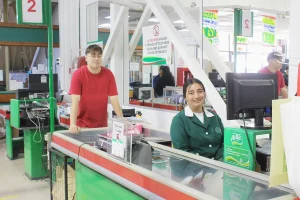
145 0 228 123
100 0 143 10
203 5 288 15
129 5 152 58
172 0 231 81
102 6 129 66
132 0 289 14
132 0 202 8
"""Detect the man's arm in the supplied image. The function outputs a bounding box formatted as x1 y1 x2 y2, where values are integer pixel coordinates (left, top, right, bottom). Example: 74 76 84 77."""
70 94 81 133
281 87 288 99
109 96 123 117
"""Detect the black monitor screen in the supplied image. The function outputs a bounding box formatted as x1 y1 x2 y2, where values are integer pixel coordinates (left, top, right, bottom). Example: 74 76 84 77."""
112 109 135 118
29 74 58 93
209 72 226 87
226 73 278 128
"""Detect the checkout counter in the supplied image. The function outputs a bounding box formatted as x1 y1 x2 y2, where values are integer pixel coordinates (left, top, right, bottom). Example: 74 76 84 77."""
50 126 296 200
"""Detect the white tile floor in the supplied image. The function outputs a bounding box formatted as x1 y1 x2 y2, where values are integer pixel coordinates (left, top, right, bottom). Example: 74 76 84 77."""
0 139 49 200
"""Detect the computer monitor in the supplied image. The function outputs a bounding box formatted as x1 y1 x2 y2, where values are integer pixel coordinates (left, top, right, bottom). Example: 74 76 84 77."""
209 72 226 87
133 87 153 100
226 73 278 129
112 109 135 118
29 74 58 93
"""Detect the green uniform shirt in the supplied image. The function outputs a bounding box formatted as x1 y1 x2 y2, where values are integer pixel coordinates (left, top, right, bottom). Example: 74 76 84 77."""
170 106 224 160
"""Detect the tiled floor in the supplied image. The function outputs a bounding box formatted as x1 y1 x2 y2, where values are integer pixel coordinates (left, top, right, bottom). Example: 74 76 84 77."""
0 139 49 200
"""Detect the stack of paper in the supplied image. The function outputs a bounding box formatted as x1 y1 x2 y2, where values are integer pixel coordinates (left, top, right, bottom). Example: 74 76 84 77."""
269 99 291 187
280 97 300 197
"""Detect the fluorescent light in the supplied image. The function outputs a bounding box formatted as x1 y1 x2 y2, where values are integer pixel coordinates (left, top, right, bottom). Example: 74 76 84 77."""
100 0 142 10
105 15 130 19
218 22 232 26
218 11 232 16
254 16 263 21
179 29 189 32
148 18 159 22
98 23 111 27
174 20 184 24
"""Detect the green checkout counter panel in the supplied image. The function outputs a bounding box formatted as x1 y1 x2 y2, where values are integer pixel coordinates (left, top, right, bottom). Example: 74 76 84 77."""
0 104 24 160
51 128 296 200
9 98 66 179
224 127 271 171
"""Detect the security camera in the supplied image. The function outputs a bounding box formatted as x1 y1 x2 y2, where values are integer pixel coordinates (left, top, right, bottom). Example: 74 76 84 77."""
191 2 196 7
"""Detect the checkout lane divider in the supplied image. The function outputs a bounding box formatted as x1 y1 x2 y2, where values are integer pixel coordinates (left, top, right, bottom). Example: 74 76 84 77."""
147 141 296 195
51 133 219 200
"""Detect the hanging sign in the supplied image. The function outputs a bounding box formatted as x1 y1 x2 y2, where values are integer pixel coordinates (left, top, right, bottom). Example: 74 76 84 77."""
237 36 249 45
203 10 219 46
234 9 253 37
142 24 172 65
16 0 45 25
262 16 276 46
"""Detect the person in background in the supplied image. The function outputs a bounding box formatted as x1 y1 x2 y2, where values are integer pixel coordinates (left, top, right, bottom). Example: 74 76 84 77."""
154 65 175 97
170 78 224 160
152 65 163 88
69 45 123 133
284 65 289 87
258 52 288 98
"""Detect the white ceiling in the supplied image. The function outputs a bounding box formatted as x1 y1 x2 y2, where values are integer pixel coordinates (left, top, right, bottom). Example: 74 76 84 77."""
94 1 290 39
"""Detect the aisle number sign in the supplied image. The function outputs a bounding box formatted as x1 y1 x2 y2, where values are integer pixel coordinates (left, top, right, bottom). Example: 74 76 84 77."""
241 11 253 37
16 0 45 25
234 9 253 37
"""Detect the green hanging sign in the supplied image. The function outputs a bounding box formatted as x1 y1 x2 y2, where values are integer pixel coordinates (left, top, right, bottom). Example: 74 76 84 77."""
262 16 276 46
237 36 248 45
203 10 219 45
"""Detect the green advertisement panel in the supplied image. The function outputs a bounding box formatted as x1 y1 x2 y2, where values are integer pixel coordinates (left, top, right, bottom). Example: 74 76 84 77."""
203 10 219 45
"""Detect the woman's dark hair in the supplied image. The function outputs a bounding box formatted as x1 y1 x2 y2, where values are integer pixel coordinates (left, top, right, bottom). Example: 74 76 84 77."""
183 78 206 98
161 66 172 76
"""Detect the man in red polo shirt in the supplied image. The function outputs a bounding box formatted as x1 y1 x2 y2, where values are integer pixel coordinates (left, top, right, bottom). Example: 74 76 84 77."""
69 45 123 133
258 52 288 98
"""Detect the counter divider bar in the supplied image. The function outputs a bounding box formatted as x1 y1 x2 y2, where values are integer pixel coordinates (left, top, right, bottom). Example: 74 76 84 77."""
50 143 163 200
147 141 296 195
50 134 219 200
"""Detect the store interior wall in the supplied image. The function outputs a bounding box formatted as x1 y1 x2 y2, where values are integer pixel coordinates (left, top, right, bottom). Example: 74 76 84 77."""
79 1 295 132
0 3 59 83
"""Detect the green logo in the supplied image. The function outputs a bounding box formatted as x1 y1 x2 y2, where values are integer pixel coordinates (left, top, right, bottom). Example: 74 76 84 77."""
215 127 222 134
231 133 243 146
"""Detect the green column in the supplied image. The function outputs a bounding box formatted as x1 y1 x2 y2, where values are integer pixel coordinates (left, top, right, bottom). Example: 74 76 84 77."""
233 9 242 73
5 119 13 159
46 0 55 133
24 129 48 179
